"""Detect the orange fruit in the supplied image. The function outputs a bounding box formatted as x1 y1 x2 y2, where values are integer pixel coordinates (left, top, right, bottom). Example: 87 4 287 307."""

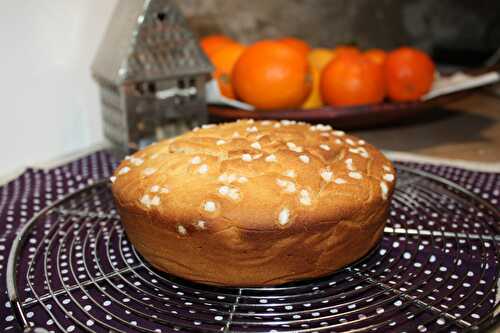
334 45 361 59
210 43 246 99
277 37 311 58
385 47 435 101
200 34 235 57
232 40 312 110
364 48 387 66
320 53 385 107
308 48 334 71
301 65 322 109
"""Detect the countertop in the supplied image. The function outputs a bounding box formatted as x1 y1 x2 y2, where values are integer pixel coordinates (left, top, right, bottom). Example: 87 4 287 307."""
1 90 499 186
352 90 500 164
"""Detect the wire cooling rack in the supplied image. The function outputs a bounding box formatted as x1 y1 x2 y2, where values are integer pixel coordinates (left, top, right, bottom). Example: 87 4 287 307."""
6 165 500 333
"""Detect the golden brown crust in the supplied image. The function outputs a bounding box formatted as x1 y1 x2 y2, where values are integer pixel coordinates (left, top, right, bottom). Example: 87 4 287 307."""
111 120 396 286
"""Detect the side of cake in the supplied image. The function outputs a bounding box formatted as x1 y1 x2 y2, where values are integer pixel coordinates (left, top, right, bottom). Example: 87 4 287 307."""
111 120 396 286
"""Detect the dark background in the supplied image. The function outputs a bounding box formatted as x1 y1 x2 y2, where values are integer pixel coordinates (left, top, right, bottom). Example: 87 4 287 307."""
179 0 500 67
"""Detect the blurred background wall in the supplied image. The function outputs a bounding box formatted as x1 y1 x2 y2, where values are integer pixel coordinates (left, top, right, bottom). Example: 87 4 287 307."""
1 0 499 176
0 0 117 175
180 0 500 55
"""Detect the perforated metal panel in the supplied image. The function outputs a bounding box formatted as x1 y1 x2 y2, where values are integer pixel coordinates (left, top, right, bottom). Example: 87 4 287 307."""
92 0 212 154
7 165 500 332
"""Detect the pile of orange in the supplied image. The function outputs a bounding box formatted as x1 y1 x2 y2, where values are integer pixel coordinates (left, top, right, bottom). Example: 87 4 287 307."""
201 35 435 110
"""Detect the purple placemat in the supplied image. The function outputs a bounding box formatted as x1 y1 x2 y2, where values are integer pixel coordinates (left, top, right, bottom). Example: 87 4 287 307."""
0 150 498 331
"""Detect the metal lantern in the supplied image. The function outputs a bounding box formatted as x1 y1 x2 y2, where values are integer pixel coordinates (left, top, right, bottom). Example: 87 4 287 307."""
92 0 213 154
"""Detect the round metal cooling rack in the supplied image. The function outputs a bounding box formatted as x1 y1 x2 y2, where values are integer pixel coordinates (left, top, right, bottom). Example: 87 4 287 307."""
6 165 500 333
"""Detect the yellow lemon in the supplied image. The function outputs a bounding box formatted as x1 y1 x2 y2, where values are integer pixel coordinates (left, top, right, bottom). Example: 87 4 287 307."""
308 48 335 71
301 65 323 109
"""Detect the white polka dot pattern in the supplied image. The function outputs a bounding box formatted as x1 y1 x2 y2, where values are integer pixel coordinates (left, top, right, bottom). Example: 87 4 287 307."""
0 152 498 332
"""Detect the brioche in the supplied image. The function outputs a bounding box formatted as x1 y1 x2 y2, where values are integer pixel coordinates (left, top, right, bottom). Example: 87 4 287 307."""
111 120 395 286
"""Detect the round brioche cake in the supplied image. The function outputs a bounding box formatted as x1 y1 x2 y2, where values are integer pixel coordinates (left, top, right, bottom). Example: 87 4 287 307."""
111 120 396 286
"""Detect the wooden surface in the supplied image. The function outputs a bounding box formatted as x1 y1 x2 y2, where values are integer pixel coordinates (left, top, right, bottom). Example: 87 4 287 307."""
2 91 498 187
208 91 471 129
209 101 430 127
351 91 500 163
